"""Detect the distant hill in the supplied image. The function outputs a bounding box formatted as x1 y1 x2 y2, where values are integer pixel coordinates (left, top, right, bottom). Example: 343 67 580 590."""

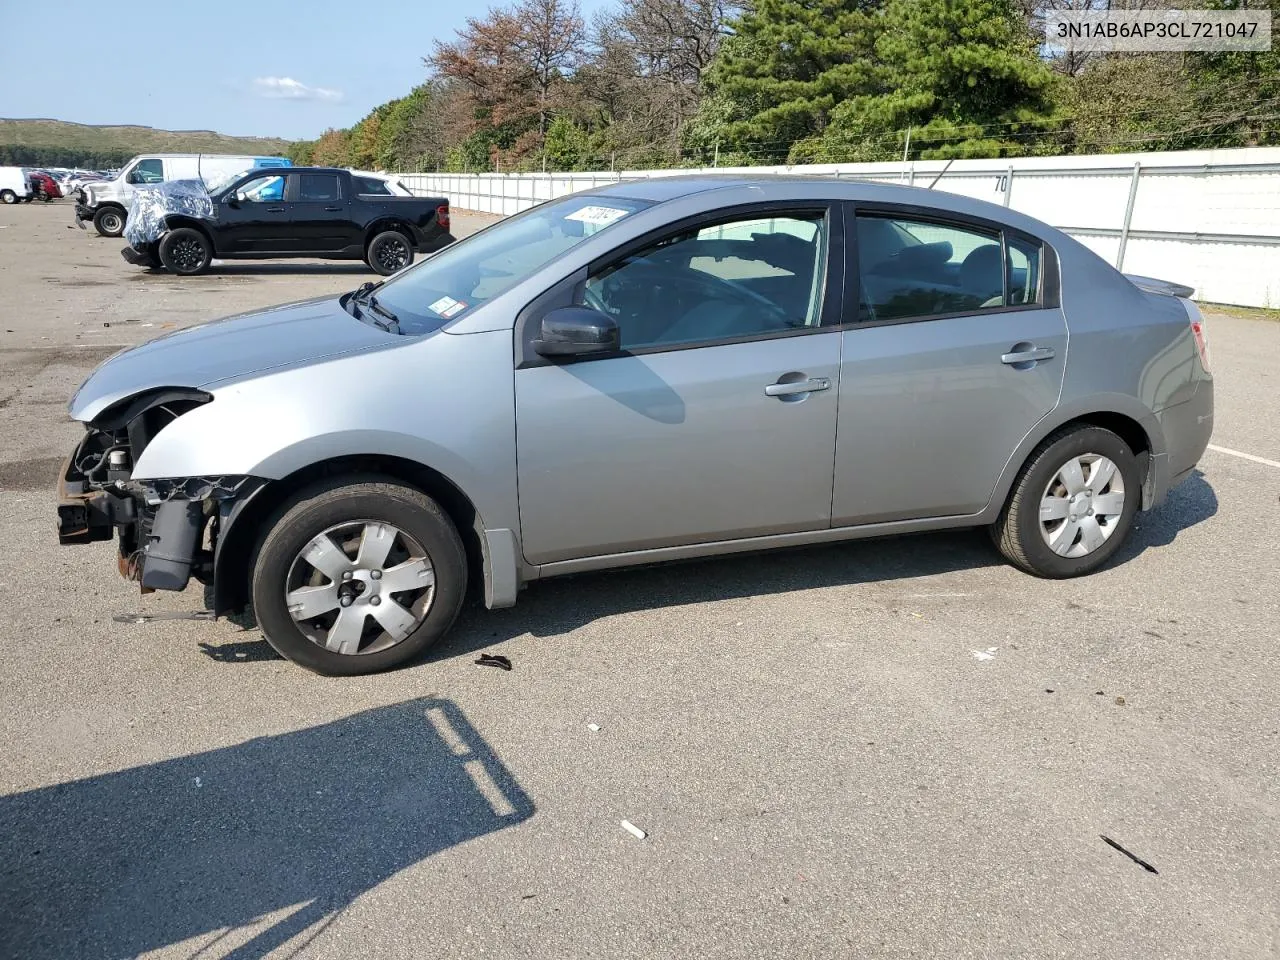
0 118 294 167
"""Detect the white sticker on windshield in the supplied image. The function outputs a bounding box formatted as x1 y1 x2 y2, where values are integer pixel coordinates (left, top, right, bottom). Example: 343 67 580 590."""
564 205 629 226
429 295 466 317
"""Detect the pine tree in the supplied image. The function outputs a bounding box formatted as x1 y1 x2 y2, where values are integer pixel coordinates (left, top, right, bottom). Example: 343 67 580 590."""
699 0 883 161
810 0 1059 161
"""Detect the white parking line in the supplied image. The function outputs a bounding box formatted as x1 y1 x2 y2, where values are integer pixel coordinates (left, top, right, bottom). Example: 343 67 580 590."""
1208 444 1280 469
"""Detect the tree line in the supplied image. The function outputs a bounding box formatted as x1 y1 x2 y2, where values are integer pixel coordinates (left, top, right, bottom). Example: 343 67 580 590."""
0 144 136 168
289 0 1280 173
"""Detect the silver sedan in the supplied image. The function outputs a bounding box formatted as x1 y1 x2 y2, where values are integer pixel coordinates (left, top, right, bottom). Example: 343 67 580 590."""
58 175 1214 674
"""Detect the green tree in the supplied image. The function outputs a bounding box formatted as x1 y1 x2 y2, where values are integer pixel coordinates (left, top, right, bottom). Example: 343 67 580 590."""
309 128 353 167
286 139 316 165
808 0 1059 161
698 0 882 161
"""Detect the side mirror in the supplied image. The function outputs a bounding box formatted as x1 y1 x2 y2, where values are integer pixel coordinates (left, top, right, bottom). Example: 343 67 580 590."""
533 306 619 358
226 194 241 208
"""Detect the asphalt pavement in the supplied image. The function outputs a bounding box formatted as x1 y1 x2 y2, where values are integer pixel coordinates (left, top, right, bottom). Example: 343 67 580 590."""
0 200 1277 959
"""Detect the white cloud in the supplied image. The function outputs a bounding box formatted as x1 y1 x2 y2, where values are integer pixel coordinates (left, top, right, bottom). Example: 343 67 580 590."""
251 77 344 102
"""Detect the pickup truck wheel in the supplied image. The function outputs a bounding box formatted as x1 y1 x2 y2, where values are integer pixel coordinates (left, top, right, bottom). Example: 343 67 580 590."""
251 478 467 676
93 206 125 237
0 190 17 204
367 230 414 276
991 425 1140 578
158 228 212 276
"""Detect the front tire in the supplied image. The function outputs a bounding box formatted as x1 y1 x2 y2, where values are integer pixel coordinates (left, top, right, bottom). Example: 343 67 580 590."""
93 206 125 237
0 190 17 204
367 230 414 276
251 478 467 675
991 425 1140 578
158 227 212 276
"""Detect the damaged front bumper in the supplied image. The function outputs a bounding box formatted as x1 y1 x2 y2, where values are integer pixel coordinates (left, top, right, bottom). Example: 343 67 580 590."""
121 243 160 268
56 411 265 598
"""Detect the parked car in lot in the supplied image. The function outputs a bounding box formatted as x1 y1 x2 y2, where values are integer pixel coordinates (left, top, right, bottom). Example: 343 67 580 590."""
57 175 1213 675
74 153 292 237
0 166 33 204
120 167 454 276
28 170 62 201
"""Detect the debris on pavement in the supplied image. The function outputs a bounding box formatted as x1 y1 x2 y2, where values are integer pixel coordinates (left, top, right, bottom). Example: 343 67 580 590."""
587 723 601 732
114 610 216 624
971 647 998 661
475 653 513 671
621 819 647 840
1101 835 1159 874
1114 696 1127 706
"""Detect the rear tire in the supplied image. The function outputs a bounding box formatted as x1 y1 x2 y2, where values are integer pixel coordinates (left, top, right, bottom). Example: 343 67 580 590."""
93 206 125 237
158 227 212 276
251 478 467 676
367 230 415 276
991 425 1141 578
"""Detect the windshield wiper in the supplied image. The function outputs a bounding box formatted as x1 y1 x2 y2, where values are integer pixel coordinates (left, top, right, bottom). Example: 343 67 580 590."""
350 282 400 333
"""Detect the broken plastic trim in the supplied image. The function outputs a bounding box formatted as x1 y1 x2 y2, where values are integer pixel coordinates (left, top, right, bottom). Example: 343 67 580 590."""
129 475 254 505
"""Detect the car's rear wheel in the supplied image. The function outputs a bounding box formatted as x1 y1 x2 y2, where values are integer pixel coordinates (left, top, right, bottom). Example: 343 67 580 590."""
93 206 125 237
367 230 414 276
158 227 212 276
0 190 16 204
991 425 1140 578
251 478 467 675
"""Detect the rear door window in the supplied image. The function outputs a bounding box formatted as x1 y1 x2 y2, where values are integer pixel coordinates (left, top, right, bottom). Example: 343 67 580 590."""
299 174 341 202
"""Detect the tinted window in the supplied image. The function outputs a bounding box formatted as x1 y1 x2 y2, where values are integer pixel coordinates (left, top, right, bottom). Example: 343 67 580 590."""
299 174 340 201
857 216 1008 322
354 176 392 195
1006 234 1042 305
581 212 827 350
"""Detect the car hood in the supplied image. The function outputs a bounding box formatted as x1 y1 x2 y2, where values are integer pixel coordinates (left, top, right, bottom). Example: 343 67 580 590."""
69 296 395 422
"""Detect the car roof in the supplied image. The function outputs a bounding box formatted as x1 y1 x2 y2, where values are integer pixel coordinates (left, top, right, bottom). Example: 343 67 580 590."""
594 173 1054 238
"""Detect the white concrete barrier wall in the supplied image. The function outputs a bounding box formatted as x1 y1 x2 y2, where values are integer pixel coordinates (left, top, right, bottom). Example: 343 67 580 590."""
401 147 1280 307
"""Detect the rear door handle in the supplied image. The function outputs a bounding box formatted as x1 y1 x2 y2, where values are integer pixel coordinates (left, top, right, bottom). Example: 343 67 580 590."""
765 377 831 397
266 206 286 213
323 206 342 212
1001 346 1055 364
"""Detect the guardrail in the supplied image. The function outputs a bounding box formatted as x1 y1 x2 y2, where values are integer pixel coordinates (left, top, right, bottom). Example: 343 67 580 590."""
401 147 1280 308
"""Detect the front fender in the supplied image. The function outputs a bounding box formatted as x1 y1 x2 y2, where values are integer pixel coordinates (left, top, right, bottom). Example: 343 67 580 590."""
130 329 521 534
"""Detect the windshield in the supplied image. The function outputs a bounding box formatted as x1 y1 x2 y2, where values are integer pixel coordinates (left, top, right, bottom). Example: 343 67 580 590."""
368 194 652 335
203 167 253 195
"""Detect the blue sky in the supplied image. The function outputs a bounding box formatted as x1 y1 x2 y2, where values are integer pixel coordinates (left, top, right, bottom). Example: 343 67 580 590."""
0 0 614 141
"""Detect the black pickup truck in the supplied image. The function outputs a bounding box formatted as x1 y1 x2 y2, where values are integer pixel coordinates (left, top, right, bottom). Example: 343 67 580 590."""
121 167 454 276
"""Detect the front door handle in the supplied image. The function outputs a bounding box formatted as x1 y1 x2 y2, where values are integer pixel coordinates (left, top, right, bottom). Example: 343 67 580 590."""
266 206 286 213
1001 346 1055 365
323 206 342 212
765 377 831 397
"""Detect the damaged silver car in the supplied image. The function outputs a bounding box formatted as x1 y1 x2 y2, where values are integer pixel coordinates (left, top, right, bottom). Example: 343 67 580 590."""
57 176 1213 675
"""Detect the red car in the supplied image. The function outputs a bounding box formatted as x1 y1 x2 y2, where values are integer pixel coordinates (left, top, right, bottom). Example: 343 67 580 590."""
28 171 62 201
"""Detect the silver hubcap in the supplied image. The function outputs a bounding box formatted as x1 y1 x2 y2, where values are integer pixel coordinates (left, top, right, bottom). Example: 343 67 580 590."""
285 520 435 656
1039 454 1126 558
103 213 121 232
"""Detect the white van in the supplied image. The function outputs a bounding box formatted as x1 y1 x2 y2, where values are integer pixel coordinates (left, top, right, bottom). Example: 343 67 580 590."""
74 153 292 237
0 166 33 205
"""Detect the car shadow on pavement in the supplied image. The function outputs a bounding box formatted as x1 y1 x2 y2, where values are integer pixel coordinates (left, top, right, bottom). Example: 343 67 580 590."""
1112 469 1217 563
0 698 532 960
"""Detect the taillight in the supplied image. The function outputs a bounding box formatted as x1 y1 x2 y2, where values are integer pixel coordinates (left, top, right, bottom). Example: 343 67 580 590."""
1187 302 1211 372
436 204 450 230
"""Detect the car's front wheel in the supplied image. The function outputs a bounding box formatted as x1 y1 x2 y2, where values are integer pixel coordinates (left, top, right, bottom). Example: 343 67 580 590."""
991 425 1140 578
158 227 212 276
93 206 125 237
251 478 467 675
367 230 415 276
0 190 16 204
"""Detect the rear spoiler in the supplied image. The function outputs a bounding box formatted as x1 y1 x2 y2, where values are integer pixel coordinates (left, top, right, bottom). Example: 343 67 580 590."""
1125 274 1196 299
